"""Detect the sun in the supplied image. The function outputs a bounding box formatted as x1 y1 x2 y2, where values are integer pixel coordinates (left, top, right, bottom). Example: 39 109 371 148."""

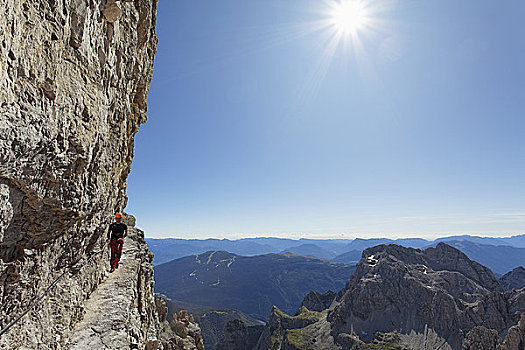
329 0 369 35
278 0 389 103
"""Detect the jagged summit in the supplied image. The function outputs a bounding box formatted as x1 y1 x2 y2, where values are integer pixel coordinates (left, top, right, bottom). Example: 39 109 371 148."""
330 243 519 348
352 242 501 295
232 243 525 350
299 290 337 313
500 266 525 291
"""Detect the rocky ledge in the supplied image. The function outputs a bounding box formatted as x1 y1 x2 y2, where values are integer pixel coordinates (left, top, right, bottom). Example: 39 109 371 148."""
1 214 204 349
65 216 203 350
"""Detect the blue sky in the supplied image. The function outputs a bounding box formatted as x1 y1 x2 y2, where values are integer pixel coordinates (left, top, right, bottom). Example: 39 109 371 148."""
127 0 525 239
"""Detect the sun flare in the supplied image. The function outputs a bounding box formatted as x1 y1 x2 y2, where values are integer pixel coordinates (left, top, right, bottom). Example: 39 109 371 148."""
329 0 369 35
279 0 388 104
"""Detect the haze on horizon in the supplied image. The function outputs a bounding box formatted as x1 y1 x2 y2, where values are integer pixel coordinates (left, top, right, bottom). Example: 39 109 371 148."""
127 0 525 240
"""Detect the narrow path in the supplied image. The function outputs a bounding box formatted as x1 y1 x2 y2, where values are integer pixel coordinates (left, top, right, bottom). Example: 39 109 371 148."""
67 230 146 349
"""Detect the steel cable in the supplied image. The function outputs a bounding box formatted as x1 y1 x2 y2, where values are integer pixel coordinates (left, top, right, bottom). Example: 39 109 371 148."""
0 247 106 337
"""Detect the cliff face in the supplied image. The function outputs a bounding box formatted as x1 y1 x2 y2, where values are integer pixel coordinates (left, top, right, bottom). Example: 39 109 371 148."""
0 0 161 348
327 243 524 349
500 267 525 291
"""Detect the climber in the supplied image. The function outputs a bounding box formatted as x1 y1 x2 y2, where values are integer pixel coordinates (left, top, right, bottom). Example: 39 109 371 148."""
107 212 128 272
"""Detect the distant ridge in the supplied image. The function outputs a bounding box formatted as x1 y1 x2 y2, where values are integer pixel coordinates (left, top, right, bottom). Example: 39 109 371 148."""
153 251 355 321
435 234 525 247
147 234 525 274
281 244 334 259
428 240 525 275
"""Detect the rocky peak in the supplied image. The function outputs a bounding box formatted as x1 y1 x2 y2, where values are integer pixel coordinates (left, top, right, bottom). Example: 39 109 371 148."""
299 290 336 313
229 243 525 349
423 243 502 292
353 243 501 293
500 266 525 291
327 243 524 349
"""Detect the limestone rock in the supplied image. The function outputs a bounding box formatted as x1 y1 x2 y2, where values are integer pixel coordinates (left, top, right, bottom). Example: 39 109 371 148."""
251 243 525 350
183 306 265 350
462 326 500 350
326 243 522 349
156 296 170 323
401 326 452 350
161 309 205 350
104 0 123 23
462 314 525 350
498 312 525 350
269 306 321 332
299 290 336 313
216 319 249 350
0 0 159 347
500 267 525 291
253 306 330 350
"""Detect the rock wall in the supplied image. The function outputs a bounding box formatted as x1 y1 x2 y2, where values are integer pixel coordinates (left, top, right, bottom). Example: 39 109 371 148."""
216 319 265 350
463 312 525 350
0 0 158 348
500 267 525 291
299 290 336 313
327 243 524 349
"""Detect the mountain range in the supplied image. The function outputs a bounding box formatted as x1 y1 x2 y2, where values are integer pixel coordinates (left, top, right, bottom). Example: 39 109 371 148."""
147 235 525 275
215 243 525 350
151 241 525 349
153 251 355 321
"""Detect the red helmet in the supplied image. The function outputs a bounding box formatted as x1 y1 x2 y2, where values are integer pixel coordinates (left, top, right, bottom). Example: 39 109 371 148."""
115 213 122 219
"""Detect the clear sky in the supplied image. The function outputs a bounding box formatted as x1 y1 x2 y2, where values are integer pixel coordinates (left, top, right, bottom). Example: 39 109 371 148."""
126 0 525 239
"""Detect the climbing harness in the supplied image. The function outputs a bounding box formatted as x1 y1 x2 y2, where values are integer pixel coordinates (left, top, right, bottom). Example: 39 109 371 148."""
0 247 106 337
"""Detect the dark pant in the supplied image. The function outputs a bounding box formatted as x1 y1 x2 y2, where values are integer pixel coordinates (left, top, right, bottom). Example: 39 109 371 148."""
109 238 124 269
